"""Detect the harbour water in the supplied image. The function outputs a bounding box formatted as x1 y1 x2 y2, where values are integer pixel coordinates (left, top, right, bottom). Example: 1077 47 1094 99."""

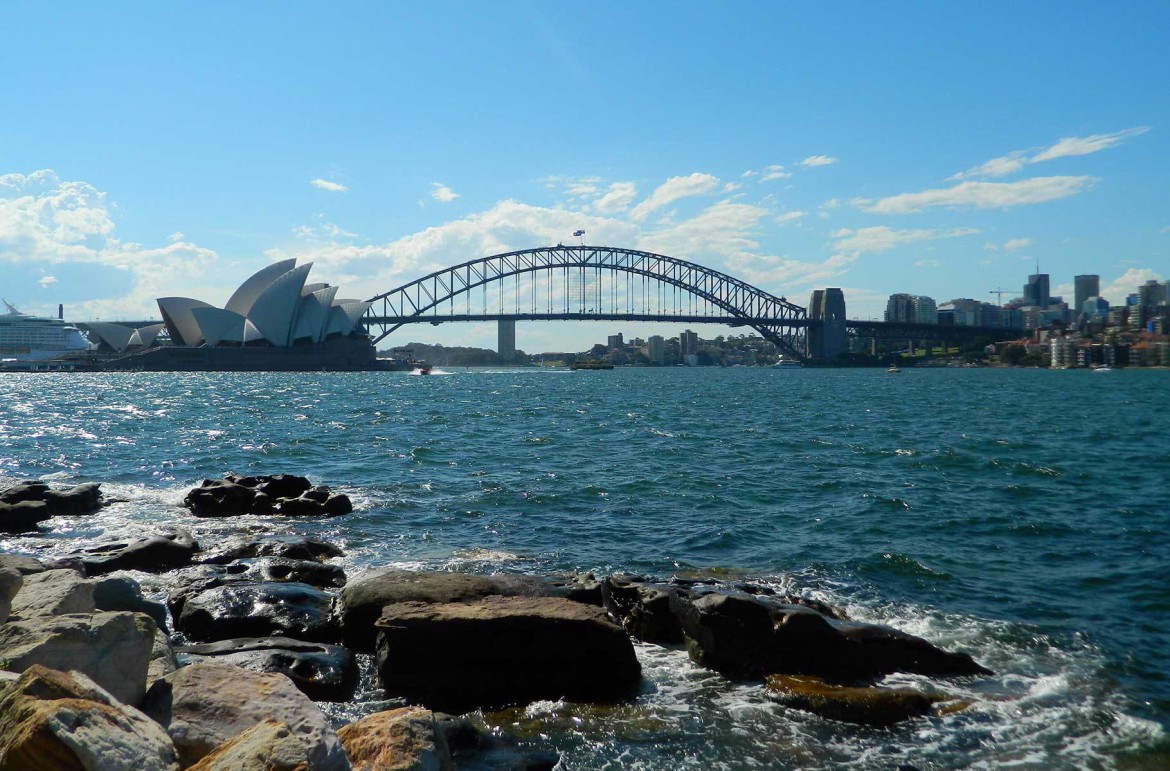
1 367 1168 769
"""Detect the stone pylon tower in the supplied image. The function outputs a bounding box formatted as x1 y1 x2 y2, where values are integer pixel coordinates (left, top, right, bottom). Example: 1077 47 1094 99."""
808 288 846 360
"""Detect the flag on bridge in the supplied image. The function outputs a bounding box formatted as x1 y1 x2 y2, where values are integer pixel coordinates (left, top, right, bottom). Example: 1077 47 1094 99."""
573 229 585 237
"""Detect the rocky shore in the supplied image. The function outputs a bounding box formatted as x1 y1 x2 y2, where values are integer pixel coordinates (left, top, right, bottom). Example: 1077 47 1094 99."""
0 474 994 769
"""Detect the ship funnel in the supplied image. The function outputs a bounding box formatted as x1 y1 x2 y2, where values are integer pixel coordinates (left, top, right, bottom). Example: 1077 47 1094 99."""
58 304 64 320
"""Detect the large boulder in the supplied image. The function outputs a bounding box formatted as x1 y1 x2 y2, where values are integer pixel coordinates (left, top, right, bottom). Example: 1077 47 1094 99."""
0 500 52 532
0 480 49 505
187 719 312 771
375 596 642 713
8 569 96 619
0 611 156 706
141 662 350 770
337 707 453 771
77 528 200 576
601 574 686 644
258 557 347 588
176 637 358 702
0 553 46 576
0 481 103 526
765 674 961 727
92 575 170 632
339 570 560 652
670 590 991 682
174 580 338 643
148 628 179 689
0 665 179 771
201 535 345 565
183 474 351 518
0 567 21 625
42 483 103 517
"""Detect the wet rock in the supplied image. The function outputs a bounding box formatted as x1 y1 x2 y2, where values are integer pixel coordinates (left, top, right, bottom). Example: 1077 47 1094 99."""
201 535 345 565
0 480 49 505
766 674 949 726
337 707 453 770
184 479 257 517
259 557 347 588
9 568 96 619
174 580 338 643
340 569 559 652
0 553 46 575
92 575 170 632
0 567 22 624
436 713 560 770
77 528 200 576
141 661 350 770
670 590 992 682
187 719 311 771
0 611 156 706
185 474 351 519
602 574 686 644
548 571 604 606
42 482 103 517
247 473 313 501
176 637 358 702
375 595 642 713
0 665 179 771
0 499 52 532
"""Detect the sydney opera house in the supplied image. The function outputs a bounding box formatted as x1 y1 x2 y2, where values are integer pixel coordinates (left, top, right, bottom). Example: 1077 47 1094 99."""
97 260 382 371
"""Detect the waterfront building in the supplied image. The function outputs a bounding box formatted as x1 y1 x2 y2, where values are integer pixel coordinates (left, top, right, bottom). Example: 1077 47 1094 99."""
884 293 915 323
607 333 624 350
680 329 698 357
913 296 938 324
647 335 665 365
498 319 516 363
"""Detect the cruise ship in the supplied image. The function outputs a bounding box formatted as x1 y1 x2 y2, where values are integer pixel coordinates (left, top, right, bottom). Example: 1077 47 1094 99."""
0 301 93 362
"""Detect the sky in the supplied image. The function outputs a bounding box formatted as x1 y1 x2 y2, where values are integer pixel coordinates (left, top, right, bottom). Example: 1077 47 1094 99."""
2 1 1167 353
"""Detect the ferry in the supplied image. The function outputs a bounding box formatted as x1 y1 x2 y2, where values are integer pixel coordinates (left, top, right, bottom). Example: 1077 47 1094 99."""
0 301 92 362
570 359 614 370
773 356 803 369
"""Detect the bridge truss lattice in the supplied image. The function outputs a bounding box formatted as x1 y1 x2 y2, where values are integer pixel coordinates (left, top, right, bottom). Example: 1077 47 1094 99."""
363 245 810 359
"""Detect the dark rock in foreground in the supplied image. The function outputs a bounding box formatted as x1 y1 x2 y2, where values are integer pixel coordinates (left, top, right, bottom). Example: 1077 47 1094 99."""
670 590 992 682
184 473 352 518
0 481 104 531
174 580 338 643
200 535 345 565
339 569 567 652
766 674 966 726
177 637 358 702
76 528 200 576
375 595 642 713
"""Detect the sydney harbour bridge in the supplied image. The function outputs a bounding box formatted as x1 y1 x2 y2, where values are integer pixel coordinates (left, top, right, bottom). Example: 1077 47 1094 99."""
361 245 1018 362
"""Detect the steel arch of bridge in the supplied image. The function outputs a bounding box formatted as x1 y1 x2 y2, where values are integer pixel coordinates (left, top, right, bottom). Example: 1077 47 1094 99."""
363 245 810 359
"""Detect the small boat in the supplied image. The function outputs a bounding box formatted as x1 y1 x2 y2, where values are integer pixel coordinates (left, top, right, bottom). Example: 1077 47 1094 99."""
410 363 432 375
886 365 901 373
1092 365 1112 372
774 357 802 369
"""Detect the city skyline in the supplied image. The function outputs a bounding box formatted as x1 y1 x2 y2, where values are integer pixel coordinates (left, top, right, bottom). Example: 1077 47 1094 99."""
2 2 1168 352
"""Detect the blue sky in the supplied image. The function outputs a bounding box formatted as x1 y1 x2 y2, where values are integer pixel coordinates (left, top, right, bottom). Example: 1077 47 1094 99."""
2 1 1167 352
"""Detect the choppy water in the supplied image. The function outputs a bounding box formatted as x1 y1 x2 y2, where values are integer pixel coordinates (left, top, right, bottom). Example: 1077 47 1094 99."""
1 366 1168 769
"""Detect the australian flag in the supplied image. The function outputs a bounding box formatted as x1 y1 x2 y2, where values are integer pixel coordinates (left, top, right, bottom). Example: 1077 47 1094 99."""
573 229 585 237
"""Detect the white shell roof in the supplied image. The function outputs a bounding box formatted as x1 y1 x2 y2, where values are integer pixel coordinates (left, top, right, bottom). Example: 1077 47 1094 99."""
224 258 297 317
248 263 313 347
191 307 248 347
158 297 215 347
292 285 338 344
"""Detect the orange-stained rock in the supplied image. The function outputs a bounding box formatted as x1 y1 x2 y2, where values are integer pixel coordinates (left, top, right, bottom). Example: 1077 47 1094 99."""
0 665 178 771
187 719 311 771
766 674 960 726
337 708 452 771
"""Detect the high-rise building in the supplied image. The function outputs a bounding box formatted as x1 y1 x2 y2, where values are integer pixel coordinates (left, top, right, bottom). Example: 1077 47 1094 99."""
912 295 938 324
679 329 699 356
647 335 665 365
1074 275 1099 320
497 319 516 362
1024 273 1050 308
607 333 624 349
884 294 915 323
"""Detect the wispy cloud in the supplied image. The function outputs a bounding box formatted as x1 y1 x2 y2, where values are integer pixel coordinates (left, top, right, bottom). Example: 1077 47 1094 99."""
593 182 637 214
167 231 185 242
310 178 348 192
951 126 1150 180
1101 267 1164 305
800 155 838 168
1004 237 1032 251
775 211 805 225
38 275 58 287
629 173 719 221
856 176 1095 214
760 165 791 182
830 226 978 254
431 183 459 202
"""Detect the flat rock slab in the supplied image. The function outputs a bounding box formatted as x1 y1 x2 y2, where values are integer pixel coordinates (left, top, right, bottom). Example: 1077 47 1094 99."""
141 661 350 770
766 674 964 727
0 611 156 707
186 719 311 771
0 665 179 771
77 528 200 576
340 569 562 652
175 580 338 643
177 637 358 702
9 569 96 619
201 535 345 565
375 595 641 713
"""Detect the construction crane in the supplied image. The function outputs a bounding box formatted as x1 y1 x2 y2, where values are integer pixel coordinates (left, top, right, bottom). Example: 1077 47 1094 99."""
989 287 1010 305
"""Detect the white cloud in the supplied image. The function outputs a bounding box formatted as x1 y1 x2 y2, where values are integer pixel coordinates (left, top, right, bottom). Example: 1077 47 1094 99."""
1031 126 1150 163
741 170 757 178
167 231 185 242
775 211 805 225
431 183 459 202
593 182 637 214
760 165 790 182
830 226 978 254
914 259 941 268
856 176 1094 214
629 173 719 221
1004 237 1032 251
951 127 1149 180
310 178 348 192
38 275 58 287
800 155 838 168
722 182 743 193
1101 267 1164 306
